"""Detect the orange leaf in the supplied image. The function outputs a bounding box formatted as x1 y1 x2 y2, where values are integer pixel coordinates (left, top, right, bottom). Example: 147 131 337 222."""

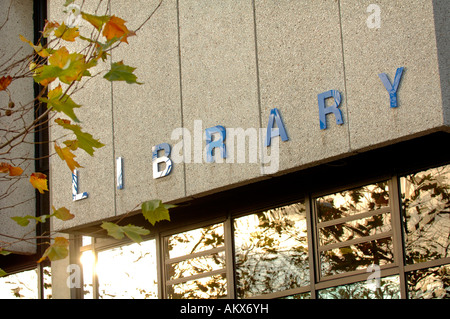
102 15 134 43
0 162 24 176
55 143 82 172
0 76 12 91
29 172 49 194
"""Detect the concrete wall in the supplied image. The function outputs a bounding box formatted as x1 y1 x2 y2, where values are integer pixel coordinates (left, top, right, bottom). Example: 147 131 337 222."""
0 0 36 254
48 0 449 232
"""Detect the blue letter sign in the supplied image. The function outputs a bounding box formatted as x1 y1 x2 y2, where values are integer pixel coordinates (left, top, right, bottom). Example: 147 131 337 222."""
265 108 289 147
318 90 343 130
378 67 404 108
205 125 227 163
152 143 173 179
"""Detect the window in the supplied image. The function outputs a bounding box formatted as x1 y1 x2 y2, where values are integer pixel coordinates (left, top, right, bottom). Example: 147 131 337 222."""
0 267 51 299
234 200 309 298
75 163 450 299
163 222 227 299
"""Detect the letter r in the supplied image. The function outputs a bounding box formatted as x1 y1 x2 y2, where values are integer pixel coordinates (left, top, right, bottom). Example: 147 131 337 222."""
318 90 344 130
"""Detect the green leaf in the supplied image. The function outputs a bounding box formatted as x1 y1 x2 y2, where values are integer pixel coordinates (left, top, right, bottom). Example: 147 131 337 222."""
38 237 69 263
55 118 105 156
104 61 142 84
0 268 7 277
64 0 75 6
81 12 110 31
41 85 81 122
11 215 50 227
141 200 176 226
0 249 11 256
101 222 150 243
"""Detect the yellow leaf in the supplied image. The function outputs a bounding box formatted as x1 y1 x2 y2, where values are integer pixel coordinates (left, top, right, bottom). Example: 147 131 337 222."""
55 143 82 172
29 172 49 194
52 206 75 221
102 15 134 43
54 23 80 42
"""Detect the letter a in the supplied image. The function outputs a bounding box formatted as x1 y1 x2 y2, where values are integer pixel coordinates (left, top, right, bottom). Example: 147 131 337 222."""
265 108 289 147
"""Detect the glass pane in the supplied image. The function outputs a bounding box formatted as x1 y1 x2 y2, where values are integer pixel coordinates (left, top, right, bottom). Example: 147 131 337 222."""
318 275 400 299
167 251 225 281
316 182 390 223
282 292 311 299
167 274 227 299
407 264 450 299
319 213 392 246
320 237 394 277
96 239 158 299
400 164 450 264
166 223 224 259
234 201 309 298
80 250 95 299
0 269 38 299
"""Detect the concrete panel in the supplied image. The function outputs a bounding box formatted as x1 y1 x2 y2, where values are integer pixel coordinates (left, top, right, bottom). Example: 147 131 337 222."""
340 0 445 151
255 0 350 175
111 0 185 213
432 0 450 127
49 1 116 231
179 0 263 197
0 0 36 254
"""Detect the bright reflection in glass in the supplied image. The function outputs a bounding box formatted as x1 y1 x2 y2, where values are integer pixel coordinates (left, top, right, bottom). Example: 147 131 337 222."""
318 275 400 299
96 240 158 299
407 264 450 299
80 250 95 298
0 267 52 299
234 201 309 298
400 164 450 264
165 223 227 299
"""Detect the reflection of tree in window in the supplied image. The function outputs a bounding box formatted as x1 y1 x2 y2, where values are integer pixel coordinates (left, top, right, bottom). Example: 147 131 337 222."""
401 165 450 264
316 182 394 279
234 201 309 298
166 223 227 299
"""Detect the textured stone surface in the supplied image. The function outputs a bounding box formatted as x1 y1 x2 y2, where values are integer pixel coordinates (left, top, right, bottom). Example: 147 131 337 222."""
255 0 350 175
341 0 446 151
0 0 36 253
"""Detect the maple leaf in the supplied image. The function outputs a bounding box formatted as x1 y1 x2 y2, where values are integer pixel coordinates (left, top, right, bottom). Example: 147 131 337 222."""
40 84 81 122
81 12 110 31
101 222 150 243
55 118 105 156
0 162 24 176
38 237 69 263
141 200 176 226
42 21 60 38
54 23 80 42
0 76 12 91
51 206 75 221
55 143 82 172
19 34 52 58
29 172 49 194
102 15 135 43
104 61 142 84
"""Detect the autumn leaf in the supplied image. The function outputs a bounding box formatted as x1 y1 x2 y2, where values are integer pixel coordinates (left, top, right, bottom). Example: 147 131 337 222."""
102 15 135 43
55 143 82 172
0 162 23 176
11 215 50 227
0 268 6 277
81 12 110 31
40 84 81 122
0 76 12 91
42 21 60 38
51 206 75 221
101 222 150 243
104 61 142 84
38 237 69 263
19 34 52 58
54 23 80 42
141 200 176 226
29 172 49 194
55 118 105 156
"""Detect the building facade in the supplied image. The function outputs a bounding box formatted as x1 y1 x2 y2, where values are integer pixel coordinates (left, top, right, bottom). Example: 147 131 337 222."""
1 0 449 299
